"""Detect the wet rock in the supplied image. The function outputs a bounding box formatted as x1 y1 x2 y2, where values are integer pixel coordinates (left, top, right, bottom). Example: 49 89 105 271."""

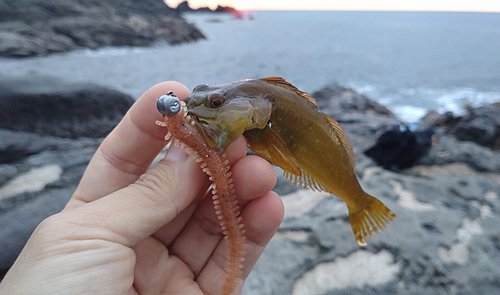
312 83 395 118
423 103 500 150
0 145 99 276
0 75 129 278
244 162 500 294
175 0 241 15
451 103 500 149
0 129 91 164
0 74 134 138
418 136 500 173
0 0 206 58
310 84 403 157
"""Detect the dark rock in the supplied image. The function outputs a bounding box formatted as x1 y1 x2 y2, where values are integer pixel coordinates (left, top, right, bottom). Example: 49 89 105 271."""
0 186 77 276
423 103 500 150
421 110 460 131
214 5 242 18
311 83 402 157
1 129 73 164
0 0 206 58
0 165 18 186
0 31 41 58
450 103 500 149
175 1 239 14
417 136 500 173
0 74 134 138
312 83 395 118
214 5 238 13
176 1 195 13
0 141 99 278
0 75 126 279
49 16 151 48
0 129 101 165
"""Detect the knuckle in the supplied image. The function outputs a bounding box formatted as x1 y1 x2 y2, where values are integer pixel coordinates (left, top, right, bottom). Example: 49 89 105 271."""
132 162 177 204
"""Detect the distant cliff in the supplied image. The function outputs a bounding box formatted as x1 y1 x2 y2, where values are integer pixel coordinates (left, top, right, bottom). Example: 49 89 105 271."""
175 1 243 18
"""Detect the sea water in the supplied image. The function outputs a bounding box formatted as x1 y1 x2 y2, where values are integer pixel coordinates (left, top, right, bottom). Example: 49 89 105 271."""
1 11 499 122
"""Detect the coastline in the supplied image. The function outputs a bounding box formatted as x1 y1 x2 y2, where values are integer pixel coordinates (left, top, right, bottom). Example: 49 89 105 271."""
2 11 500 122
0 0 206 58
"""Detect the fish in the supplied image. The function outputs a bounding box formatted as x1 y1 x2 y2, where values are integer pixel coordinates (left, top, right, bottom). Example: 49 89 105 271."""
183 76 396 246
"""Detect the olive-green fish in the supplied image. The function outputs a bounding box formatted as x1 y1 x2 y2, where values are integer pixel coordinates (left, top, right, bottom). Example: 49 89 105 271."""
184 76 396 245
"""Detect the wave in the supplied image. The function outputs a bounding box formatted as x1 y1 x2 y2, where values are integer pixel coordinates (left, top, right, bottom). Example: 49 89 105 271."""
348 82 500 122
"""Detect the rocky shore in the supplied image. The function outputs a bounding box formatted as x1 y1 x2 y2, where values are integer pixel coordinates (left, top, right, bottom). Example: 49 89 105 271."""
175 0 242 14
1 75 500 294
0 0 206 58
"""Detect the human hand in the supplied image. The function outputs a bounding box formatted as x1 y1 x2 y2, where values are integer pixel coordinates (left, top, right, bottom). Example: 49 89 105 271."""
0 82 284 295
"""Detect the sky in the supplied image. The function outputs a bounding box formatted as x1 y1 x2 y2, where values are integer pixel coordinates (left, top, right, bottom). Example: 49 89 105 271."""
165 0 500 12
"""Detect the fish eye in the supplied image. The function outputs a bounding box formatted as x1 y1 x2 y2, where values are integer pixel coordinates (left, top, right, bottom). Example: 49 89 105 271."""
208 93 225 108
193 84 209 92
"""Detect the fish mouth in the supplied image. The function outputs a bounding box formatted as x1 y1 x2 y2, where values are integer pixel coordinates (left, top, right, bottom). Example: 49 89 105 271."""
187 112 212 128
186 112 225 149
186 109 221 128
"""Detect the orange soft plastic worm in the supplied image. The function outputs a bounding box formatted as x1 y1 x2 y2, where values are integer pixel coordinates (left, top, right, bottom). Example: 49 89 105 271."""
156 93 245 295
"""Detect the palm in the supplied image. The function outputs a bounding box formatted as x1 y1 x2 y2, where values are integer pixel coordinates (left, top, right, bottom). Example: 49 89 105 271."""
133 237 204 294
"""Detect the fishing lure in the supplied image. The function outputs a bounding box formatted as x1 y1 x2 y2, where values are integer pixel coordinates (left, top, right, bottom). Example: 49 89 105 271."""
156 93 244 295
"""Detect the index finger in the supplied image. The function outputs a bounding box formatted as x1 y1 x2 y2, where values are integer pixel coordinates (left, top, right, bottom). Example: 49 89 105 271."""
66 81 191 209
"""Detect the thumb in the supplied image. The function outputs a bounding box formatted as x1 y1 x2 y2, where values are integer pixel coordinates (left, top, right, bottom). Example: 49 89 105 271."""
70 143 207 247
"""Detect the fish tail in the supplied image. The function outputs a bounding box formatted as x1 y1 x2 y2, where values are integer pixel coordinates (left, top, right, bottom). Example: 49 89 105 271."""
348 193 396 246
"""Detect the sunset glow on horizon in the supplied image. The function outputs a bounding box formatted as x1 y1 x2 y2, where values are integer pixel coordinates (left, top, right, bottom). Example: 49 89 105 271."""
165 0 500 13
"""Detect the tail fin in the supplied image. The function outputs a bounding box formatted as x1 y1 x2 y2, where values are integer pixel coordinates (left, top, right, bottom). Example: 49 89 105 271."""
348 194 396 246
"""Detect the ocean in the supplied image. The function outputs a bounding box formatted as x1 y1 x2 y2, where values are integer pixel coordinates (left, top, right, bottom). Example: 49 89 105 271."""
1 11 500 122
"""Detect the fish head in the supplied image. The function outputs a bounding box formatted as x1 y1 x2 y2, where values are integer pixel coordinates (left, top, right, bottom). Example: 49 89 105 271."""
185 81 273 150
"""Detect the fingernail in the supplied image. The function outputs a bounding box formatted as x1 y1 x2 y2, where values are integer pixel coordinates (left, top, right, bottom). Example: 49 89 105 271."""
164 144 188 162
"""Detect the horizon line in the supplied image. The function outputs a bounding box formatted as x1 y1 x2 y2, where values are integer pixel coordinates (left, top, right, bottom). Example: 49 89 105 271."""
236 8 500 13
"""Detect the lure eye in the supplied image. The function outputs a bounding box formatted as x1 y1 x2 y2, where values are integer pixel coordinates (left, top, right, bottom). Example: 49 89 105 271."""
208 93 225 108
157 93 181 117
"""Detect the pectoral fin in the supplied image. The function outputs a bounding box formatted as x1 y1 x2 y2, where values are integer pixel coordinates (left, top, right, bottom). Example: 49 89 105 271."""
244 126 302 176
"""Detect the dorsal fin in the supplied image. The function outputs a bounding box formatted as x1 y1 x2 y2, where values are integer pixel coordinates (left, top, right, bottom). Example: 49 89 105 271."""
324 114 356 169
260 76 317 107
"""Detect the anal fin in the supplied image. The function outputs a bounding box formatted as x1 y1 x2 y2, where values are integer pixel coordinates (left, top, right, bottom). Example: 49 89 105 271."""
283 170 328 193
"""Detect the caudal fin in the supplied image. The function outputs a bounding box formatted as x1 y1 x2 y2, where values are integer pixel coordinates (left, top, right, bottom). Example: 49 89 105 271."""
348 194 396 246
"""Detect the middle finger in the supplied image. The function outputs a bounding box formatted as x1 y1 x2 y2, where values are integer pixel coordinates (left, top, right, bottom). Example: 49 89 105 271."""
151 135 250 246
167 154 276 276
